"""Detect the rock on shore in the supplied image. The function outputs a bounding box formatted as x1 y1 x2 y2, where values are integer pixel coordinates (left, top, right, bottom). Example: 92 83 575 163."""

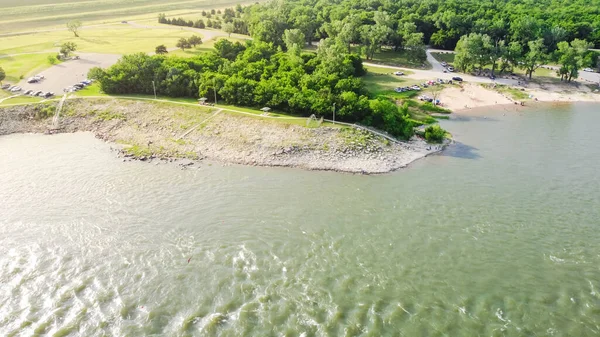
0 98 444 174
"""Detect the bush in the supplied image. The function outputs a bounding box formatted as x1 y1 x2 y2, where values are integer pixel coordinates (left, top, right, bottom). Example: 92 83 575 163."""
47 55 57 64
424 124 446 143
421 101 451 113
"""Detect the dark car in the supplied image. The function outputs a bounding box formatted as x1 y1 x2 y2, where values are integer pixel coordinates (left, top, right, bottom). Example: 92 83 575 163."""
1 84 10 90
44 92 55 98
452 76 463 81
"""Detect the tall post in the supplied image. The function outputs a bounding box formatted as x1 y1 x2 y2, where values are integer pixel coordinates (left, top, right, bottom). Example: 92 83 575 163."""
213 78 217 105
152 80 157 99
332 103 336 124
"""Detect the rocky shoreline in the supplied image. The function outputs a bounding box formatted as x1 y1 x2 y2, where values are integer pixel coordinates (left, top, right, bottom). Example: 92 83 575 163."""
0 98 445 174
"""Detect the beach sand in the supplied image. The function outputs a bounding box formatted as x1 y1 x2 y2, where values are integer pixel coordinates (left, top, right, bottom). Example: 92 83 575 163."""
440 82 600 113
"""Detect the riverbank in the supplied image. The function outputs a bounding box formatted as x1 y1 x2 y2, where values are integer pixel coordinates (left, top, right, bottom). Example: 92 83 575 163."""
0 98 443 174
439 82 600 112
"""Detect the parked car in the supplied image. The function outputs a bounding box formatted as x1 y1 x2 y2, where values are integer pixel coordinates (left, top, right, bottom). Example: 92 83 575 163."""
23 90 33 95
33 90 43 96
447 66 455 72
1 84 10 90
452 76 463 81
411 85 421 91
36 91 46 97
44 92 55 98
393 71 404 76
10 86 22 92
27 78 38 83
583 68 595 72
441 62 447 67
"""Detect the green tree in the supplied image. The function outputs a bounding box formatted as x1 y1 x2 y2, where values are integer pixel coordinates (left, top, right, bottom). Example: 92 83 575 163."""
556 39 593 82
188 35 202 47
176 38 191 51
500 41 523 73
489 40 506 76
521 38 547 79
283 29 305 55
47 54 58 64
155 45 168 54
67 20 82 37
214 39 246 60
424 125 446 143
60 42 77 57
223 22 234 37
404 32 426 64
0 67 5 84
251 20 281 45
454 33 492 74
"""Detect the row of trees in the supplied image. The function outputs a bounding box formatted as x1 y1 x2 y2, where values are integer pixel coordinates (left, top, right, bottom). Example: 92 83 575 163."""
454 33 596 81
89 37 414 139
158 10 248 35
238 0 600 55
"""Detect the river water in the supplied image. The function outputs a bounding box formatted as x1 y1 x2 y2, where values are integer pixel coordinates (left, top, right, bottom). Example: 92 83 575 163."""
1 103 599 336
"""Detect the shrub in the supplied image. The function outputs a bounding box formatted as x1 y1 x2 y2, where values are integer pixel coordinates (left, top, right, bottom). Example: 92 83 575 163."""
424 124 446 143
48 55 57 64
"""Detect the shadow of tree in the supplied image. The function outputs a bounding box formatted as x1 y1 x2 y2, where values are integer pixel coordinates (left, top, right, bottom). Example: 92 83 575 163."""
441 141 481 160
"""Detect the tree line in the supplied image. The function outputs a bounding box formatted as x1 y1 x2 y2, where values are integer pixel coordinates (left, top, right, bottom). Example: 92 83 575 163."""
158 5 248 35
89 38 414 139
454 33 597 81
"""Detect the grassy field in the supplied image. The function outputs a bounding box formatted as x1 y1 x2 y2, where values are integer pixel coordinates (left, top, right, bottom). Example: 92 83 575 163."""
0 26 206 55
430 52 455 64
0 95 45 106
363 66 421 94
0 0 251 33
171 37 248 57
483 84 530 100
0 53 59 82
371 49 431 69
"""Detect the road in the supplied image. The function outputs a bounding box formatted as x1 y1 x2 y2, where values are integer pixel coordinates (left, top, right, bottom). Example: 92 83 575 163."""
364 48 518 86
15 53 121 94
426 48 452 72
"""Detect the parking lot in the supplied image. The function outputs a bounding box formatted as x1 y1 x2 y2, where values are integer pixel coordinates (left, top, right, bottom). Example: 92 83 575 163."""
15 53 120 95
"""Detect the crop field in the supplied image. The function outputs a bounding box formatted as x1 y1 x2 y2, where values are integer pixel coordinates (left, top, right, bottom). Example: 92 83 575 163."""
0 0 251 32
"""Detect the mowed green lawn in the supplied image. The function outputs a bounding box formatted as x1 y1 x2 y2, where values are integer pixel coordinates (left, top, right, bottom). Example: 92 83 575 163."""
0 53 58 82
0 0 249 32
430 52 455 64
0 26 205 55
363 65 420 94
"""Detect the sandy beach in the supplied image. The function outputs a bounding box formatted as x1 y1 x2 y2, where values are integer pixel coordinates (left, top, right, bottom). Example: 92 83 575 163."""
439 82 600 113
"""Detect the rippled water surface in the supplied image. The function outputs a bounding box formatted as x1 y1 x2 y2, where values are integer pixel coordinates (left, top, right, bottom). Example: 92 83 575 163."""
1 103 600 336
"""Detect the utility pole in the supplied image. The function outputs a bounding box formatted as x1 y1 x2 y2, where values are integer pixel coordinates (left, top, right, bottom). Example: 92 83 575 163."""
152 80 157 99
332 102 336 124
213 78 217 105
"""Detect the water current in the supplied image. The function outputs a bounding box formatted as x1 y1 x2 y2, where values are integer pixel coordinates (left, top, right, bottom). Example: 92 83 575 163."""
1 103 599 336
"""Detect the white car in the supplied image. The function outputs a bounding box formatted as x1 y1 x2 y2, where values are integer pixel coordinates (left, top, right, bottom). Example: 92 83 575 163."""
10 86 22 92
441 62 447 67
447 66 455 72
393 71 404 76
411 85 421 91
583 68 595 72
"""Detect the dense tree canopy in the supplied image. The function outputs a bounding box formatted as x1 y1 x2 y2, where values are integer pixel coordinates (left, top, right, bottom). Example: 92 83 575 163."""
90 41 414 139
